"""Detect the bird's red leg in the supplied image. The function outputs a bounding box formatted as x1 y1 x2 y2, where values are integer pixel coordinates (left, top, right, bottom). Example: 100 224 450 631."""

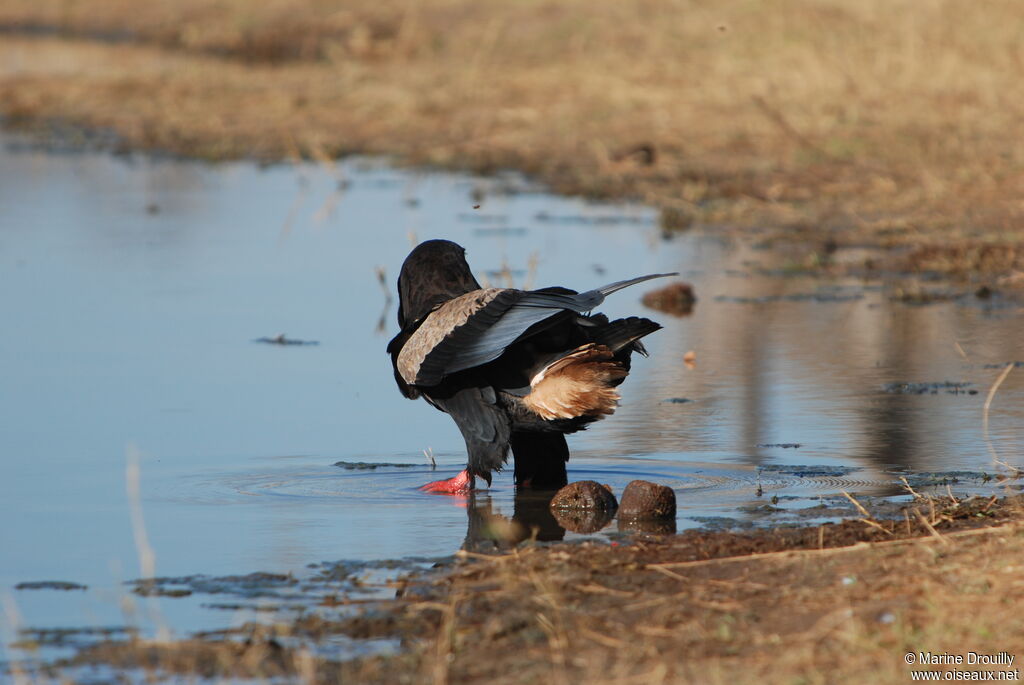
419 469 474 494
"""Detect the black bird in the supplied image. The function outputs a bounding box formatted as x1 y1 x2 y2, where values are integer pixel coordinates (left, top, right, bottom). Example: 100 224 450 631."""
387 239 673 493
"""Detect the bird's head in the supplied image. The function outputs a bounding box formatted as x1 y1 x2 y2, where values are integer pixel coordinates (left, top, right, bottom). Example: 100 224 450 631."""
397 239 482 328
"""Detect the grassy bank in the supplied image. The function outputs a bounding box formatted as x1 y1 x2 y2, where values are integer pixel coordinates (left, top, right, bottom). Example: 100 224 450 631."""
23 494 1024 683
1 0 1024 280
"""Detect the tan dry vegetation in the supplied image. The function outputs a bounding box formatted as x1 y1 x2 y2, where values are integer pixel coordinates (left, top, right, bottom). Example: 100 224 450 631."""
31 495 1024 684
1 0 1024 278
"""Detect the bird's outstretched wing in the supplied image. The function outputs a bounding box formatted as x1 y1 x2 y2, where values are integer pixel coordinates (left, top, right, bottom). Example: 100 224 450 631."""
398 273 675 387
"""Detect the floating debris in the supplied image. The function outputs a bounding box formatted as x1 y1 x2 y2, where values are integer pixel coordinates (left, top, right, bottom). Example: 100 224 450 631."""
13 626 137 649
686 516 755 531
890 288 966 305
472 226 528 236
716 291 863 304
533 211 652 226
15 580 87 591
457 213 507 223
662 397 693 404
757 443 802 449
982 361 1024 369
333 461 418 470
203 603 285 612
128 572 298 599
759 464 858 478
253 334 319 346
882 382 977 395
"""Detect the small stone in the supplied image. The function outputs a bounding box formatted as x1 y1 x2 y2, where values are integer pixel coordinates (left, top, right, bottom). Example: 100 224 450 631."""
618 480 676 521
549 480 618 512
549 481 618 534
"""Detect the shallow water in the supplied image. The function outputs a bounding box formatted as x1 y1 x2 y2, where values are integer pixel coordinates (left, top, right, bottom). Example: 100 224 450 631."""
1 134 1022 656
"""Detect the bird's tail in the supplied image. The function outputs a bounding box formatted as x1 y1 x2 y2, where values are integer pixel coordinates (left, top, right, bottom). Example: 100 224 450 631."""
521 344 626 422
589 316 661 356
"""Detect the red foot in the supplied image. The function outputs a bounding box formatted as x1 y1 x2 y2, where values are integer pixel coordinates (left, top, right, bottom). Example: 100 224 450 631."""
419 469 474 495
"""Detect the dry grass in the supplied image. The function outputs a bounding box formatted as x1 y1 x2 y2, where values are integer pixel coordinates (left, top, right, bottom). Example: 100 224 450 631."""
1 0 1023 278
21 495 1024 684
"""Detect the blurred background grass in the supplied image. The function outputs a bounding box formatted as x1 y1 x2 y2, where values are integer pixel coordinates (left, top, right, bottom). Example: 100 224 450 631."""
1 0 1022 277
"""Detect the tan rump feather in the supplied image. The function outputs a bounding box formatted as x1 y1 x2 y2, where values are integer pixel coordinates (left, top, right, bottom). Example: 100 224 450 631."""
522 344 627 421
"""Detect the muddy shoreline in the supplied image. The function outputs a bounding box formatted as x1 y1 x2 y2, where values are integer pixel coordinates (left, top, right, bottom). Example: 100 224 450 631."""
7 494 1022 683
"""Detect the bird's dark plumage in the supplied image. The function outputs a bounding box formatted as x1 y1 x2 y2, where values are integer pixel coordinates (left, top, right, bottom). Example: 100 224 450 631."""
387 239 672 491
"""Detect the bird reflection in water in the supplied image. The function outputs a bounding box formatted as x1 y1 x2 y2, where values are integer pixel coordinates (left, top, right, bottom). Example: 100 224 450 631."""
463 490 567 552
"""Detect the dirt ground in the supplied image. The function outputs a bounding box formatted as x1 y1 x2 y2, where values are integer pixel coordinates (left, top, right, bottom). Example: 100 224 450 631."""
16 493 1023 684
1 0 1024 282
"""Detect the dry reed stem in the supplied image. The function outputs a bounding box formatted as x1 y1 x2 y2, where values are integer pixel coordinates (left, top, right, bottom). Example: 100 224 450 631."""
125 444 171 643
983 362 1016 470
841 490 871 518
899 476 923 500
911 508 948 545
858 518 894 536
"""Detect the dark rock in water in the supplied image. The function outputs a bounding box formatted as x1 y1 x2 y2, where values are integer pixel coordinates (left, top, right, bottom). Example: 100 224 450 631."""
16 580 87 591
549 480 618 512
618 517 677 535
642 282 696 316
618 480 676 521
662 397 693 404
549 481 618 534
757 443 802 449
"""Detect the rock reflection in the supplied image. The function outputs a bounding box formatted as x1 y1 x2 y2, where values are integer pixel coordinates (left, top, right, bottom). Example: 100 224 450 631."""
550 505 616 534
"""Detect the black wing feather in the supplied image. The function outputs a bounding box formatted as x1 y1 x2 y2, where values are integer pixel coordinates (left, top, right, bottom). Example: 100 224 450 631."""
422 273 675 382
